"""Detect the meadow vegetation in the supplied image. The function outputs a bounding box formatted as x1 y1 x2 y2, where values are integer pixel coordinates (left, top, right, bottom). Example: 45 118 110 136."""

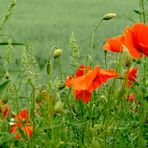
0 0 148 147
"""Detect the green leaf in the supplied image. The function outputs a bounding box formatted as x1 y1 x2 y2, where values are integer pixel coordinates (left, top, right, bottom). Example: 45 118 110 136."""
18 127 27 140
0 133 14 144
0 42 24 46
0 80 10 92
133 9 141 15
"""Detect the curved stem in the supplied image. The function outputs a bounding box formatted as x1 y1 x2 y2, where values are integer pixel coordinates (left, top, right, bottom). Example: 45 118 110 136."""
90 19 103 65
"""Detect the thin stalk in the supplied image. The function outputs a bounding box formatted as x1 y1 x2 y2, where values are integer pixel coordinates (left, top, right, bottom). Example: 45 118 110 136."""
139 0 146 23
31 85 36 147
108 51 123 100
58 58 63 80
143 57 147 92
28 79 36 147
90 19 103 64
65 87 72 111
104 50 107 69
0 0 16 31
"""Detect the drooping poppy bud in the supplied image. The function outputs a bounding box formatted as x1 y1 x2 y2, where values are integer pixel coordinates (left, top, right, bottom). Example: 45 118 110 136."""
53 48 63 59
102 13 117 20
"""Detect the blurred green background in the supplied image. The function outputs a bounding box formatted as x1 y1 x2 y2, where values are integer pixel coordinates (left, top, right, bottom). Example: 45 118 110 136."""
0 0 139 72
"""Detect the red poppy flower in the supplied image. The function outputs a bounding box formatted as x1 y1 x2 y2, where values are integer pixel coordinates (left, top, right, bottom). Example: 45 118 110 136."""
72 66 120 91
124 67 138 87
10 124 33 140
75 65 91 77
66 65 119 103
103 23 148 59
123 23 148 59
65 65 92 103
10 109 33 140
65 76 73 88
0 100 9 118
129 93 135 103
103 35 124 52
74 90 91 103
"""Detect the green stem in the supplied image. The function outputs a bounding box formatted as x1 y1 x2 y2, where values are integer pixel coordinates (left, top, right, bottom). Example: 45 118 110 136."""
90 19 103 64
66 88 72 111
139 0 146 23
58 58 63 80
104 50 107 69
143 57 147 91
28 79 36 147
0 0 16 31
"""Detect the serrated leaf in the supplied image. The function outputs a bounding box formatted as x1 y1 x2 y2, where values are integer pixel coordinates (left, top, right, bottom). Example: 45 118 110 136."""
0 80 10 92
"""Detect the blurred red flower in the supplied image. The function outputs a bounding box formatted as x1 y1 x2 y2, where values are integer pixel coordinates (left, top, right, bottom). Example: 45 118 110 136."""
10 109 33 140
66 65 120 103
0 100 9 118
72 66 120 91
103 35 124 52
124 67 138 87
66 65 92 103
103 23 148 59
123 23 148 59
129 93 135 103
74 90 91 103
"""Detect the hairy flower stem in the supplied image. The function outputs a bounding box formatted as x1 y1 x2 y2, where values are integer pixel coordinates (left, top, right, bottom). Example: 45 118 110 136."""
108 52 122 100
28 79 36 147
66 88 72 111
14 80 23 114
58 58 63 80
104 51 107 69
139 1 147 146
143 58 147 91
90 19 103 65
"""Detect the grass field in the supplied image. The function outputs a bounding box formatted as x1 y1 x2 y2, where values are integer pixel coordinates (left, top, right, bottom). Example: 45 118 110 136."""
0 0 138 68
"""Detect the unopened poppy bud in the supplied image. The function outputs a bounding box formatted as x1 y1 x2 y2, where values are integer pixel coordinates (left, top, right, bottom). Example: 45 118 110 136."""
4 71 9 79
100 95 106 100
135 58 142 64
90 138 100 148
2 96 9 104
54 101 64 113
125 56 132 67
123 47 133 67
100 95 107 103
102 13 117 20
46 61 51 75
36 95 42 104
58 81 66 90
53 49 63 59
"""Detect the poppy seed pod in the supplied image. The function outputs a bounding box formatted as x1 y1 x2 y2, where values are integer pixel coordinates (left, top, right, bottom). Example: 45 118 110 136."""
4 71 10 79
53 49 63 59
54 101 64 113
58 81 66 90
102 13 117 20
100 95 107 103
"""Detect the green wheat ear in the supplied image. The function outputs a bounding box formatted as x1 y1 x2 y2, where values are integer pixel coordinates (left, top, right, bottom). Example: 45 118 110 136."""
4 39 14 68
70 32 80 69
21 41 39 81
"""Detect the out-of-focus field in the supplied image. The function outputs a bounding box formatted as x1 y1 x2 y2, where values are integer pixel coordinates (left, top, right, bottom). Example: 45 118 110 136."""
0 0 138 69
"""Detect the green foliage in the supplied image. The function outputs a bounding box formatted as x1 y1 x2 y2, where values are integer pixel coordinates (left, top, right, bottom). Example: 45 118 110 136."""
0 0 148 147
